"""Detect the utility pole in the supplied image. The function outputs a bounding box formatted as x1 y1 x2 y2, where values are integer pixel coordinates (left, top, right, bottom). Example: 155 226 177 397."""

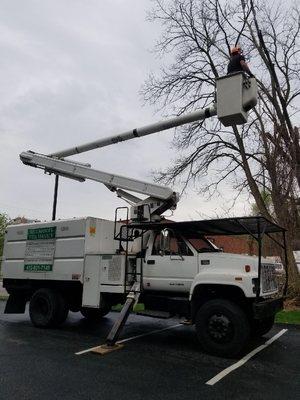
52 175 59 221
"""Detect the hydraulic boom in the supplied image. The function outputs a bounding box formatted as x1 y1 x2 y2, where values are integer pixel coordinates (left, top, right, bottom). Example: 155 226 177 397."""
20 151 178 222
51 105 217 158
20 73 257 221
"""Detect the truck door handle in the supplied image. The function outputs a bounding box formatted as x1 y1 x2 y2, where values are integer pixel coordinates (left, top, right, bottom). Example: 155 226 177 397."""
147 260 155 265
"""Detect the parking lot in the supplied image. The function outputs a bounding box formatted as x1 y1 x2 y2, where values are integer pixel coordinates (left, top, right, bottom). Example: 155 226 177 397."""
0 300 299 400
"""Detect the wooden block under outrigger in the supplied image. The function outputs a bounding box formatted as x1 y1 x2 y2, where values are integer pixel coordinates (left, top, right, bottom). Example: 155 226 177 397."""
91 343 124 355
180 319 193 326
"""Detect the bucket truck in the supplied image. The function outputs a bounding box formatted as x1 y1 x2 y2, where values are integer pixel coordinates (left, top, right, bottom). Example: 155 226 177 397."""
2 73 286 357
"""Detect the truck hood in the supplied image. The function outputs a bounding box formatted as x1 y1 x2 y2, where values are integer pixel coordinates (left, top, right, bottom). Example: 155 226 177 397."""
198 252 275 273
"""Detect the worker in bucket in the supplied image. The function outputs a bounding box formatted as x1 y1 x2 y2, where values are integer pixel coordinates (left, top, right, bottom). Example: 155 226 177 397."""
227 45 254 78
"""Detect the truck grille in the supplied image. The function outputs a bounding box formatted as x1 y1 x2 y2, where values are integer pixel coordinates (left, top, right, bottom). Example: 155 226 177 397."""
261 263 278 293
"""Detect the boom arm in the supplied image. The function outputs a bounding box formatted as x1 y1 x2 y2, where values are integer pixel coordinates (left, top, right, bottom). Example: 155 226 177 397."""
50 105 217 158
49 73 257 159
20 104 218 222
20 151 178 221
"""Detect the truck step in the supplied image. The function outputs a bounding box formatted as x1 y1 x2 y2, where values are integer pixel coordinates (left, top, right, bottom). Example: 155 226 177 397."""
136 310 171 319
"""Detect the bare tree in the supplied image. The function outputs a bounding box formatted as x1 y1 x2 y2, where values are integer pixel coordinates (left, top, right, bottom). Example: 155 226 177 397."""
142 0 300 294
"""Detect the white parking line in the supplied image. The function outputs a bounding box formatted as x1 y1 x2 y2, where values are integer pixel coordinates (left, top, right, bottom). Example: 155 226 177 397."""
206 329 288 386
75 323 182 355
117 323 182 344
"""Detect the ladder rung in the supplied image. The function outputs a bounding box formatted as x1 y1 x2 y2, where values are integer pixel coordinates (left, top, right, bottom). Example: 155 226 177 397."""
125 272 142 275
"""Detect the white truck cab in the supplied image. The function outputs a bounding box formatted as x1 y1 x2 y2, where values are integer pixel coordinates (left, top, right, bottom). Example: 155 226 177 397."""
142 228 277 299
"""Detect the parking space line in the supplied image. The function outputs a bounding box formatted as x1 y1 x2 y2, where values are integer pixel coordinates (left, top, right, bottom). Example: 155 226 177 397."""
206 329 288 386
117 323 182 344
75 323 182 355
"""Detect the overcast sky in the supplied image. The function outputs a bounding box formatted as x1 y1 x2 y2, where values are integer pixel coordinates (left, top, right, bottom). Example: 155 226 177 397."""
0 0 251 223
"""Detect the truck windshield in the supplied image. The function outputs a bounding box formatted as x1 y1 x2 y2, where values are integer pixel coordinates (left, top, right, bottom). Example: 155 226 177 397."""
186 236 221 253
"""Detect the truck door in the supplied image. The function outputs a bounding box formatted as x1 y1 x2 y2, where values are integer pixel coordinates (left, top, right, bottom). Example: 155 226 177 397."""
143 229 198 293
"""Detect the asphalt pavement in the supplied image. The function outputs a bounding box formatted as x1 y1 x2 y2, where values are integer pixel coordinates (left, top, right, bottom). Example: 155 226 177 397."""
0 301 299 400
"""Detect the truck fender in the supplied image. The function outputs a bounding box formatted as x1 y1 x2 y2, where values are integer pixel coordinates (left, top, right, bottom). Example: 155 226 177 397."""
190 283 248 322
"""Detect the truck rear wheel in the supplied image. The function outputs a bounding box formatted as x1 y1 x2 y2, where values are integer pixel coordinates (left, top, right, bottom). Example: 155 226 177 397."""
251 316 274 337
80 305 111 321
29 288 68 328
195 299 250 358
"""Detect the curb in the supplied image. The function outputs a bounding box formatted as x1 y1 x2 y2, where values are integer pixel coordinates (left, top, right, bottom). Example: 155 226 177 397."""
275 322 300 328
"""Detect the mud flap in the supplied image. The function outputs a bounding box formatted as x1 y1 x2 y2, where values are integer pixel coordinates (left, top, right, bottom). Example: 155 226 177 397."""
4 294 27 314
253 297 283 319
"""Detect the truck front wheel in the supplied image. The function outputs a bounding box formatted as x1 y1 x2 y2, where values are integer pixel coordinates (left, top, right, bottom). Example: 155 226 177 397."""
29 288 68 328
195 299 250 358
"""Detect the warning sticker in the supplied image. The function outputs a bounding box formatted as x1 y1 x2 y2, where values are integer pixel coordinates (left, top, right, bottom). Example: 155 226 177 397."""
89 218 96 237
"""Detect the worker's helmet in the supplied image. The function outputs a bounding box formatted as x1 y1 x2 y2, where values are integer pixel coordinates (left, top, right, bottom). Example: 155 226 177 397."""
230 45 242 55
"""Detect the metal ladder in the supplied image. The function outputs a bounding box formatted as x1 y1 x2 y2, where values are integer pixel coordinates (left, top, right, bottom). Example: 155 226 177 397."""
105 209 144 347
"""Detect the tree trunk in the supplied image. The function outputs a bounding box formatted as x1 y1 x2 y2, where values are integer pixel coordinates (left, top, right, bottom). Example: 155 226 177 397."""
283 232 300 297
272 197 300 296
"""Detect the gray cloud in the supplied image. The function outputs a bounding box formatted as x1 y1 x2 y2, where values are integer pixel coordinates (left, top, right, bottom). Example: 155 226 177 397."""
0 0 249 222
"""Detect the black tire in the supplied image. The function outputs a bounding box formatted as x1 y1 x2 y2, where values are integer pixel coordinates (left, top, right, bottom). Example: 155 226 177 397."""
80 305 111 321
195 299 250 358
251 316 274 337
57 302 69 325
29 288 68 328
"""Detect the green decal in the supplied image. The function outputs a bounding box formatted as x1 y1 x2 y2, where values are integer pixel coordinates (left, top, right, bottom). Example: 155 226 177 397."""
24 264 53 272
27 227 56 240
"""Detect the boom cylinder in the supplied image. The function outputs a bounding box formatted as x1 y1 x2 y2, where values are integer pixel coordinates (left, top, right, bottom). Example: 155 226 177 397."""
50 105 217 158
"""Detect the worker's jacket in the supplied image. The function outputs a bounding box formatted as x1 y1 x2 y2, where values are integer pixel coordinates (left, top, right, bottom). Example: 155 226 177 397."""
227 54 246 74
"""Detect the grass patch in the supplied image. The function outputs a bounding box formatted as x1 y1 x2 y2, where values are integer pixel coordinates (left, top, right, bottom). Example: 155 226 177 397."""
275 310 300 324
112 303 145 312
0 294 8 301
